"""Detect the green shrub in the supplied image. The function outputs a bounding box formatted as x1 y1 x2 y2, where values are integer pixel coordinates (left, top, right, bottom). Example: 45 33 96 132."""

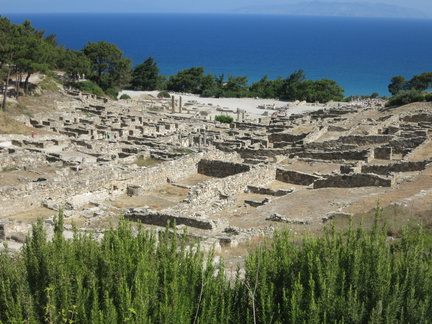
157 91 171 98
105 88 118 100
215 115 234 124
386 89 425 106
119 94 131 100
425 93 432 102
72 81 105 97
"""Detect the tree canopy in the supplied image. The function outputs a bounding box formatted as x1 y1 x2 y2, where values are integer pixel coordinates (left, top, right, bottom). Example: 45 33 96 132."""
83 41 132 91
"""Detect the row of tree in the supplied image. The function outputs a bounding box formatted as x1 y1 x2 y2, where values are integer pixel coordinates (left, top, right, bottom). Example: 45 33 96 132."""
1 209 432 323
0 16 132 110
1 16 346 106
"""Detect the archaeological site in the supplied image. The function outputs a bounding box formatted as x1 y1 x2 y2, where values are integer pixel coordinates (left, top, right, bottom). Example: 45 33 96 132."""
1 83 432 263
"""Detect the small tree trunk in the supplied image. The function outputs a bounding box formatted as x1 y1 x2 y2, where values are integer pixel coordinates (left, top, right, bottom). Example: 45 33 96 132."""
2 68 11 111
24 72 31 95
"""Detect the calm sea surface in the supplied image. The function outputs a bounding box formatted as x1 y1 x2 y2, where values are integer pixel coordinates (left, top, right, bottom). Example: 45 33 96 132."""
6 13 432 96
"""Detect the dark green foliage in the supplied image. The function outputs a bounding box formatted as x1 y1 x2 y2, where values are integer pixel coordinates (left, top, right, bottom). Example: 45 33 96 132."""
388 75 408 95
71 80 105 97
105 88 118 100
131 57 160 90
386 89 425 106
1 208 432 322
215 115 234 124
119 94 131 100
158 91 171 98
425 93 432 102
83 41 132 91
166 67 205 93
388 72 432 96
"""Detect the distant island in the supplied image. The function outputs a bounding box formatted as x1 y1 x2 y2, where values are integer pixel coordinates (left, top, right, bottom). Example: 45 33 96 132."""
234 1 431 19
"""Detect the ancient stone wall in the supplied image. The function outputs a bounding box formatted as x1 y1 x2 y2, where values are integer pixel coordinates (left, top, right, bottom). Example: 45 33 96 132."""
390 136 426 154
275 169 321 185
0 150 240 217
293 149 372 162
314 173 394 189
0 151 48 169
197 159 250 178
185 164 277 208
361 160 431 175
124 210 227 230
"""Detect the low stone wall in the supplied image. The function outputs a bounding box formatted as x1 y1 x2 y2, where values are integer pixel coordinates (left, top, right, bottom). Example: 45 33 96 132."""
275 169 321 186
198 159 250 178
361 160 431 175
268 132 308 144
246 186 293 196
124 209 226 230
185 164 277 208
390 136 426 154
292 149 371 162
0 150 240 217
314 173 394 189
374 146 392 160
0 151 48 169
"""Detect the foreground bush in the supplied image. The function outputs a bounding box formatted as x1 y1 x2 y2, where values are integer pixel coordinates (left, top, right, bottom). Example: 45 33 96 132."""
1 207 432 323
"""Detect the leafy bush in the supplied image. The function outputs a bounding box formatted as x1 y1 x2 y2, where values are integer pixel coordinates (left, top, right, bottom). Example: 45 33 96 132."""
72 81 105 97
425 93 432 102
386 89 425 106
119 94 131 100
105 88 118 100
157 91 171 98
215 115 234 123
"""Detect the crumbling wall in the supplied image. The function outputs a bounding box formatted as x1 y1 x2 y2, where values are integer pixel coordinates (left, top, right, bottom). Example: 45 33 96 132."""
185 164 276 208
0 150 240 217
197 159 250 178
124 209 227 230
275 169 321 185
361 160 431 175
390 136 426 154
314 173 394 189
293 149 372 162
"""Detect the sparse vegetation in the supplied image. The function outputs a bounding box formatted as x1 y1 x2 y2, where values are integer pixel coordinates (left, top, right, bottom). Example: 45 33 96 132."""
2 165 18 172
157 91 171 98
119 94 131 100
134 155 163 167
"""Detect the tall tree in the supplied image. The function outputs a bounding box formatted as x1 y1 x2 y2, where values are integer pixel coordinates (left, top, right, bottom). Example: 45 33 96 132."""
408 72 432 91
131 57 160 90
388 75 408 95
83 41 131 90
62 49 91 82
0 17 23 110
166 66 204 93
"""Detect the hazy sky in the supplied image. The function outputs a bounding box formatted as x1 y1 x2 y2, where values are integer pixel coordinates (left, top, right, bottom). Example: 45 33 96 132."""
1 0 431 14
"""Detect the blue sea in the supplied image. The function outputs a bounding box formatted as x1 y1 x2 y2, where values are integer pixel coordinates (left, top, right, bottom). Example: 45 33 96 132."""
5 13 432 96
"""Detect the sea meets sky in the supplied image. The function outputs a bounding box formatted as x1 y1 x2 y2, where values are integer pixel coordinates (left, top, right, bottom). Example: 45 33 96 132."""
2 0 432 97
1 0 432 17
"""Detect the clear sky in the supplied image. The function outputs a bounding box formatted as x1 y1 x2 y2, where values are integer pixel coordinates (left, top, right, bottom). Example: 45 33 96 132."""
0 0 431 14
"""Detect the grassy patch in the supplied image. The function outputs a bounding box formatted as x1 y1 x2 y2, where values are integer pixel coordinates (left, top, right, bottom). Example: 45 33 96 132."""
134 156 163 168
2 165 18 172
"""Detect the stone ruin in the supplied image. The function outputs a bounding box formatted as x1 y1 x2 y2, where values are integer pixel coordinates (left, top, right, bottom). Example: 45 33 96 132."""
1 89 432 254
